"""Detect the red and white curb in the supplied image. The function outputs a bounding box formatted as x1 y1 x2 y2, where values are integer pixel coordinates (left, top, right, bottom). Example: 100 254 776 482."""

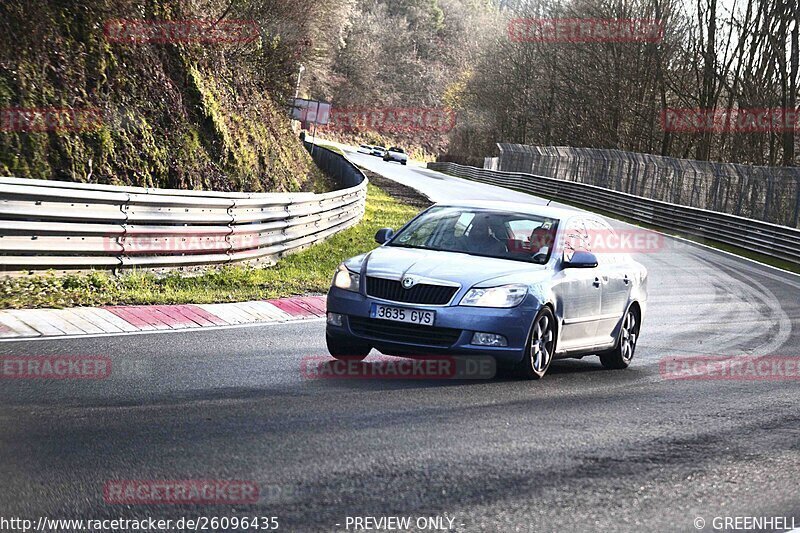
0 296 327 340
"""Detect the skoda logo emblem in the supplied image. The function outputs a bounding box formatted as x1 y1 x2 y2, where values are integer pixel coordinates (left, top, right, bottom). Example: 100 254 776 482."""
401 277 416 289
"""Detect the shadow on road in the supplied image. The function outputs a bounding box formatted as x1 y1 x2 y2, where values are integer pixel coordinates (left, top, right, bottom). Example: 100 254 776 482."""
301 356 613 392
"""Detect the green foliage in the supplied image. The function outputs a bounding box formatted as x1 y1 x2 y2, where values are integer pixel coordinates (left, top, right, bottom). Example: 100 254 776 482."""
0 0 322 192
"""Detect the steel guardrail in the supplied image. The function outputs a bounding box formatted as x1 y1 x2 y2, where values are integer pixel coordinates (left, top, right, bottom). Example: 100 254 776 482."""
493 144 800 228
428 161 800 266
0 145 367 274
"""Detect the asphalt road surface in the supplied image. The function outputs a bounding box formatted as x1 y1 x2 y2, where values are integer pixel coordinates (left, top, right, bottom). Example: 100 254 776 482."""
2 151 800 532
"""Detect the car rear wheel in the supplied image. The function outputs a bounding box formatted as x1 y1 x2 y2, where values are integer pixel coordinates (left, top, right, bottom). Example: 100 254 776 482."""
599 306 640 369
517 307 556 380
326 333 371 361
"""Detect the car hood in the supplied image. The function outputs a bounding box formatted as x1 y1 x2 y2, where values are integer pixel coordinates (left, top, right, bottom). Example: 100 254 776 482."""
354 246 547 288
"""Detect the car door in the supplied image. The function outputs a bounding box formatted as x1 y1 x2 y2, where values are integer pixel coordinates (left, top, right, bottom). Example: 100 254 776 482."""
587 218 633 344
553 217 603 352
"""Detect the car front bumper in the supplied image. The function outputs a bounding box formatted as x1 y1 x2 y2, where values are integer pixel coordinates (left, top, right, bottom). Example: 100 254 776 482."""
326 286 538 364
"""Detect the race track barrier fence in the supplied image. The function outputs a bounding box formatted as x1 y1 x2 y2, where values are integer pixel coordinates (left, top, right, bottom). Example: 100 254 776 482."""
0 145 367 274
428 161 800 267
493 144 800 229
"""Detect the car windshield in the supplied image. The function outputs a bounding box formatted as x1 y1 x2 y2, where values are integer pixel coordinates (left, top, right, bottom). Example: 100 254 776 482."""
388 206 559 264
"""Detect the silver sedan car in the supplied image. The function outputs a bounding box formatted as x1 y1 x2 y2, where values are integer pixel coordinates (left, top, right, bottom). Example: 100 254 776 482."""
326 201 648 379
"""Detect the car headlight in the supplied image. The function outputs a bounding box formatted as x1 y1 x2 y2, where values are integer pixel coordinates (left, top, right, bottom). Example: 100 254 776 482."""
459 284 528 308
332 263 360 292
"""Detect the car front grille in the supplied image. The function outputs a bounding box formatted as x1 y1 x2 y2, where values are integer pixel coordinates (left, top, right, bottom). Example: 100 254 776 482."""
349 317 462 348
366 277 458 305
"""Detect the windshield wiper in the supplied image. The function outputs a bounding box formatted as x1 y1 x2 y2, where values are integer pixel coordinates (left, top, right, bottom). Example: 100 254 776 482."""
386 243 429 250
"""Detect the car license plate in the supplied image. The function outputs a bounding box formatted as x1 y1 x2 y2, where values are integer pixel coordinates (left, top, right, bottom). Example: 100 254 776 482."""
370 304 435 326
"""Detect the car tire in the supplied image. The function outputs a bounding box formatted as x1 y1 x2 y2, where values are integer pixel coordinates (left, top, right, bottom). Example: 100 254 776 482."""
326 333 371 361
401 160 407 165
599 305 640 369
516 307 556 380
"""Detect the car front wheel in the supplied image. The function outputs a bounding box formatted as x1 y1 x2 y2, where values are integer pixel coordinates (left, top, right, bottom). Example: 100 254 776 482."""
599 306 640 369
326 333 371 361
517 307 556 379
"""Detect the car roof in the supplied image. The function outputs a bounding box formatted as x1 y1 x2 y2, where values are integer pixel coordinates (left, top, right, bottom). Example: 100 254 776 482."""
430 200 582 220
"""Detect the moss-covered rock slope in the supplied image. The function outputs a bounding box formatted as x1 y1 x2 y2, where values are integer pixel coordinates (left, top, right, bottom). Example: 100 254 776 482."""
0 1 321 192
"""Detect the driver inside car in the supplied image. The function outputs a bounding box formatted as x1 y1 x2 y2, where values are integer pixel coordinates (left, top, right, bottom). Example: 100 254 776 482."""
530 226 555 263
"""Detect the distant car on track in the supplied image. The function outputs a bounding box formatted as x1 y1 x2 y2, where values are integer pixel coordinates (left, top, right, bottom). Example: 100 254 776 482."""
326 201 647 379
357 144 373 154
371 146 387 157
383 146 408 165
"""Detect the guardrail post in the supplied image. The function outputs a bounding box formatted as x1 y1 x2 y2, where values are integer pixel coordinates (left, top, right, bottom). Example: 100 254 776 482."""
117 193 131 273
794 176 800 228
763 172 773 223
710 163 722 212
225 199 236 264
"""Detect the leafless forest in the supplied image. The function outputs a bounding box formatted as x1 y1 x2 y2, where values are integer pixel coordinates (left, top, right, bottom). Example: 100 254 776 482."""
1 0 796 184
294 0 800 167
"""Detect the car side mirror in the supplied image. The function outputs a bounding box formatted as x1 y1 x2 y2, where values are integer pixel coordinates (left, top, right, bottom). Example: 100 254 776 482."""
562 250 598 269
375 228 395 244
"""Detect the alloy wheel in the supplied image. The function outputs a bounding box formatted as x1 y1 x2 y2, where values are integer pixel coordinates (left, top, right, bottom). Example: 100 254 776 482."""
531 313 555 374
620 310 637 363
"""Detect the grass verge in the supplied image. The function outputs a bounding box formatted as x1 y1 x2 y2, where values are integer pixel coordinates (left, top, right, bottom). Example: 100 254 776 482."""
0 183 421 309
312 141 345 156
